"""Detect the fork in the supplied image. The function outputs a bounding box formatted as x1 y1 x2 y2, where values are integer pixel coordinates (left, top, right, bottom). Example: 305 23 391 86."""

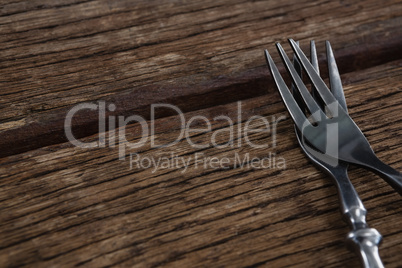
264 38 402 195
291 41 383 268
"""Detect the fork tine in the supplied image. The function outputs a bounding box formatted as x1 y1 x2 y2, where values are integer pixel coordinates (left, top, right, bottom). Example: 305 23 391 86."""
326 41 348 113
293 41 321 109
309 40 326 111
310 40 319 73
289 39 337 107
264 49 310 130
276 43 324 123
292 41 305 110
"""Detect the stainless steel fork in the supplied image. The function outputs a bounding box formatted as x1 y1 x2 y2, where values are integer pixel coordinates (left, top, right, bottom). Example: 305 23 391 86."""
292 41 383 268
265 39 402 195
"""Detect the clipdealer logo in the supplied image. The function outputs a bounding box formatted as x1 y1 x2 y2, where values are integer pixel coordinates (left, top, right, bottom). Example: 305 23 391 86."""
64 101 287 172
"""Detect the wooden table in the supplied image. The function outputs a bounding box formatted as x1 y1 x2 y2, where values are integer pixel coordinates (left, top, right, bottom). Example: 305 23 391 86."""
1 0 401 267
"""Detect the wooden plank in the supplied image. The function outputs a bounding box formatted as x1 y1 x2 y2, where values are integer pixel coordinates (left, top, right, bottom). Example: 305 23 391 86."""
0 0 402 157
0 59 401 267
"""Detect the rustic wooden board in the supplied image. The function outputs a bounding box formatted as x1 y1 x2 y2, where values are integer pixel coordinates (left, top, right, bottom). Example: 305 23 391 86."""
1 0 402 157
1 60 401 267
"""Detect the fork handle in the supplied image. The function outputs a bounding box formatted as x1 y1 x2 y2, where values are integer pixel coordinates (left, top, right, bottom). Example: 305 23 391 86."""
328 167 384 268
365 155 402 195
347 228 384 268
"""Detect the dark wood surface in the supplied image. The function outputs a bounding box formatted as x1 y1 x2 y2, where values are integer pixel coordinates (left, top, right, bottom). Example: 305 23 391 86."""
1 0 401 157
0 0 401 267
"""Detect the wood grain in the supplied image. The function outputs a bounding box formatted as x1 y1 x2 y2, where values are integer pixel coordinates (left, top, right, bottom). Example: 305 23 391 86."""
1 0 402 157
0 59 401 267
